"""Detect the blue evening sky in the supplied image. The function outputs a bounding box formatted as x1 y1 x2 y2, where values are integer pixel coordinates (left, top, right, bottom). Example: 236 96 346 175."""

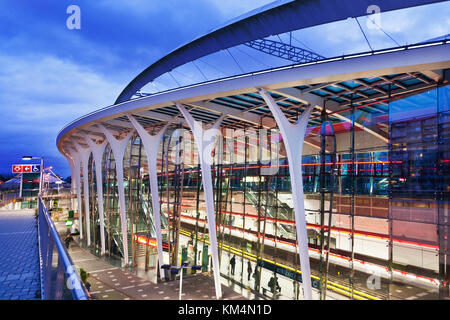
0 0 448 177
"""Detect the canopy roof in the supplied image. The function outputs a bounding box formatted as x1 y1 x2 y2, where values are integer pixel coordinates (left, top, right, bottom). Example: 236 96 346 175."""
115 0 444 103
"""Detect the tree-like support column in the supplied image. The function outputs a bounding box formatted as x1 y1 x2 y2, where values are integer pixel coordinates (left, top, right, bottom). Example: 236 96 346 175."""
83 135 108 255
67 148 84 240
61 152 75 211
176 102 225 299
73 142 92 246
127 114 171 280
259 88 314 300
98 125 134 266
62 150 82 237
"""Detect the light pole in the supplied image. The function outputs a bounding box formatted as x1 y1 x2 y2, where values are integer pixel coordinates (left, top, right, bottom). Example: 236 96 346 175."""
22 156 44 197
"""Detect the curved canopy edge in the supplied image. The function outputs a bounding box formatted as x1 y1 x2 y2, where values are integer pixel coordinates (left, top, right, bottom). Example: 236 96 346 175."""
115 0 444 104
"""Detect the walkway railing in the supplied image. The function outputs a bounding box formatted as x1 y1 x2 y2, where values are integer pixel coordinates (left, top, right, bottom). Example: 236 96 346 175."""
37 197 90 300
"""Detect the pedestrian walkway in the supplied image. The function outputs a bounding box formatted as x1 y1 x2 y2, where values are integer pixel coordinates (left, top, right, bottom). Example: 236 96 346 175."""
68 243 245 300
55 223 245 300
0 210 41 300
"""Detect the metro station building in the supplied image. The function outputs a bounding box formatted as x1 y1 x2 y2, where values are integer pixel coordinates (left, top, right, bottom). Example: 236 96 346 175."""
56 0 450 300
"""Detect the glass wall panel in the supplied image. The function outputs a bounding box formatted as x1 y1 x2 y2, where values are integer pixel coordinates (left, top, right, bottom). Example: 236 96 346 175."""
76 84 449 299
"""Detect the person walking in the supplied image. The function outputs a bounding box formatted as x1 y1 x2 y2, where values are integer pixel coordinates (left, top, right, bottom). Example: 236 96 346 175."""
64 233 73 249
230 255 236 275
247 261 252 281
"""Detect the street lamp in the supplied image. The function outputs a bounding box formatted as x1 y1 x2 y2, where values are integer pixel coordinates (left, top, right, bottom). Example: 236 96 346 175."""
22 156 44 197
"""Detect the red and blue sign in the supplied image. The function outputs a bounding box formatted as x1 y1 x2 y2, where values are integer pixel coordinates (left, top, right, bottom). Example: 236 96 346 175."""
12 164 41 173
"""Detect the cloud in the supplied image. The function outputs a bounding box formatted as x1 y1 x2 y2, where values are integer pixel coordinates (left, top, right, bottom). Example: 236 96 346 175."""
0 0 273 176
0 53 123 176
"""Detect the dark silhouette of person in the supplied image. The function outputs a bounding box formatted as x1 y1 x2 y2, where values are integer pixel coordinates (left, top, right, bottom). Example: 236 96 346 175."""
230 255 236 275
247 261 252 281
268 276 281 293
65 233 73 249
252 269 259 290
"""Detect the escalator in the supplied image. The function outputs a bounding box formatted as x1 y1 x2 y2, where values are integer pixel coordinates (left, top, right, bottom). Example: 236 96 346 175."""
105 229 123 258
101 191 171 264
244 188 295 240
141 191 170 244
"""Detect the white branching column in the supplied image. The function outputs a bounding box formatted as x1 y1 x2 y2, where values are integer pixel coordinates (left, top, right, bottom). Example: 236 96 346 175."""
98 125 134 266
83 134 108 255
62 150 78 226
259 88 314 300
176 102 225 299
73 141 92 246
68 147 84 240
127 114 171 279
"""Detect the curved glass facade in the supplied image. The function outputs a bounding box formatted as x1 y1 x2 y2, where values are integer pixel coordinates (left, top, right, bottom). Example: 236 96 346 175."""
76 84 450 300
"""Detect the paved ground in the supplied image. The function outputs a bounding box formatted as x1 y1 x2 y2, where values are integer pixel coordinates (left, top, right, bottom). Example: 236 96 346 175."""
68 244 244 300
57 226 245 300
65 229 440 301
0 210 41 300
0 207 440 301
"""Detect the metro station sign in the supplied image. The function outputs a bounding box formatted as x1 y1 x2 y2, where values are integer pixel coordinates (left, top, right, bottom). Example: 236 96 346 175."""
12 164 41 173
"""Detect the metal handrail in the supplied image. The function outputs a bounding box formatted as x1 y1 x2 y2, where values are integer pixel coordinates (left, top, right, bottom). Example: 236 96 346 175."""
37 197 90 300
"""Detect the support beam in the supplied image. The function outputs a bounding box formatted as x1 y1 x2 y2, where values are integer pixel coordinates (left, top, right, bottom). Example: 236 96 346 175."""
244 38 324 63
137 110 183 123
98 125 134 266
71 132 104 143
83 134 108 255
127 114 171 280
73 141 92 247
272 87 389 143
422 69 443 82
67 148 84 240
105 119 135 130
259 88 314 300
61 150 78 220
76 125 122 137
176 102 224 300
187 101 263 127
301 82 338 94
